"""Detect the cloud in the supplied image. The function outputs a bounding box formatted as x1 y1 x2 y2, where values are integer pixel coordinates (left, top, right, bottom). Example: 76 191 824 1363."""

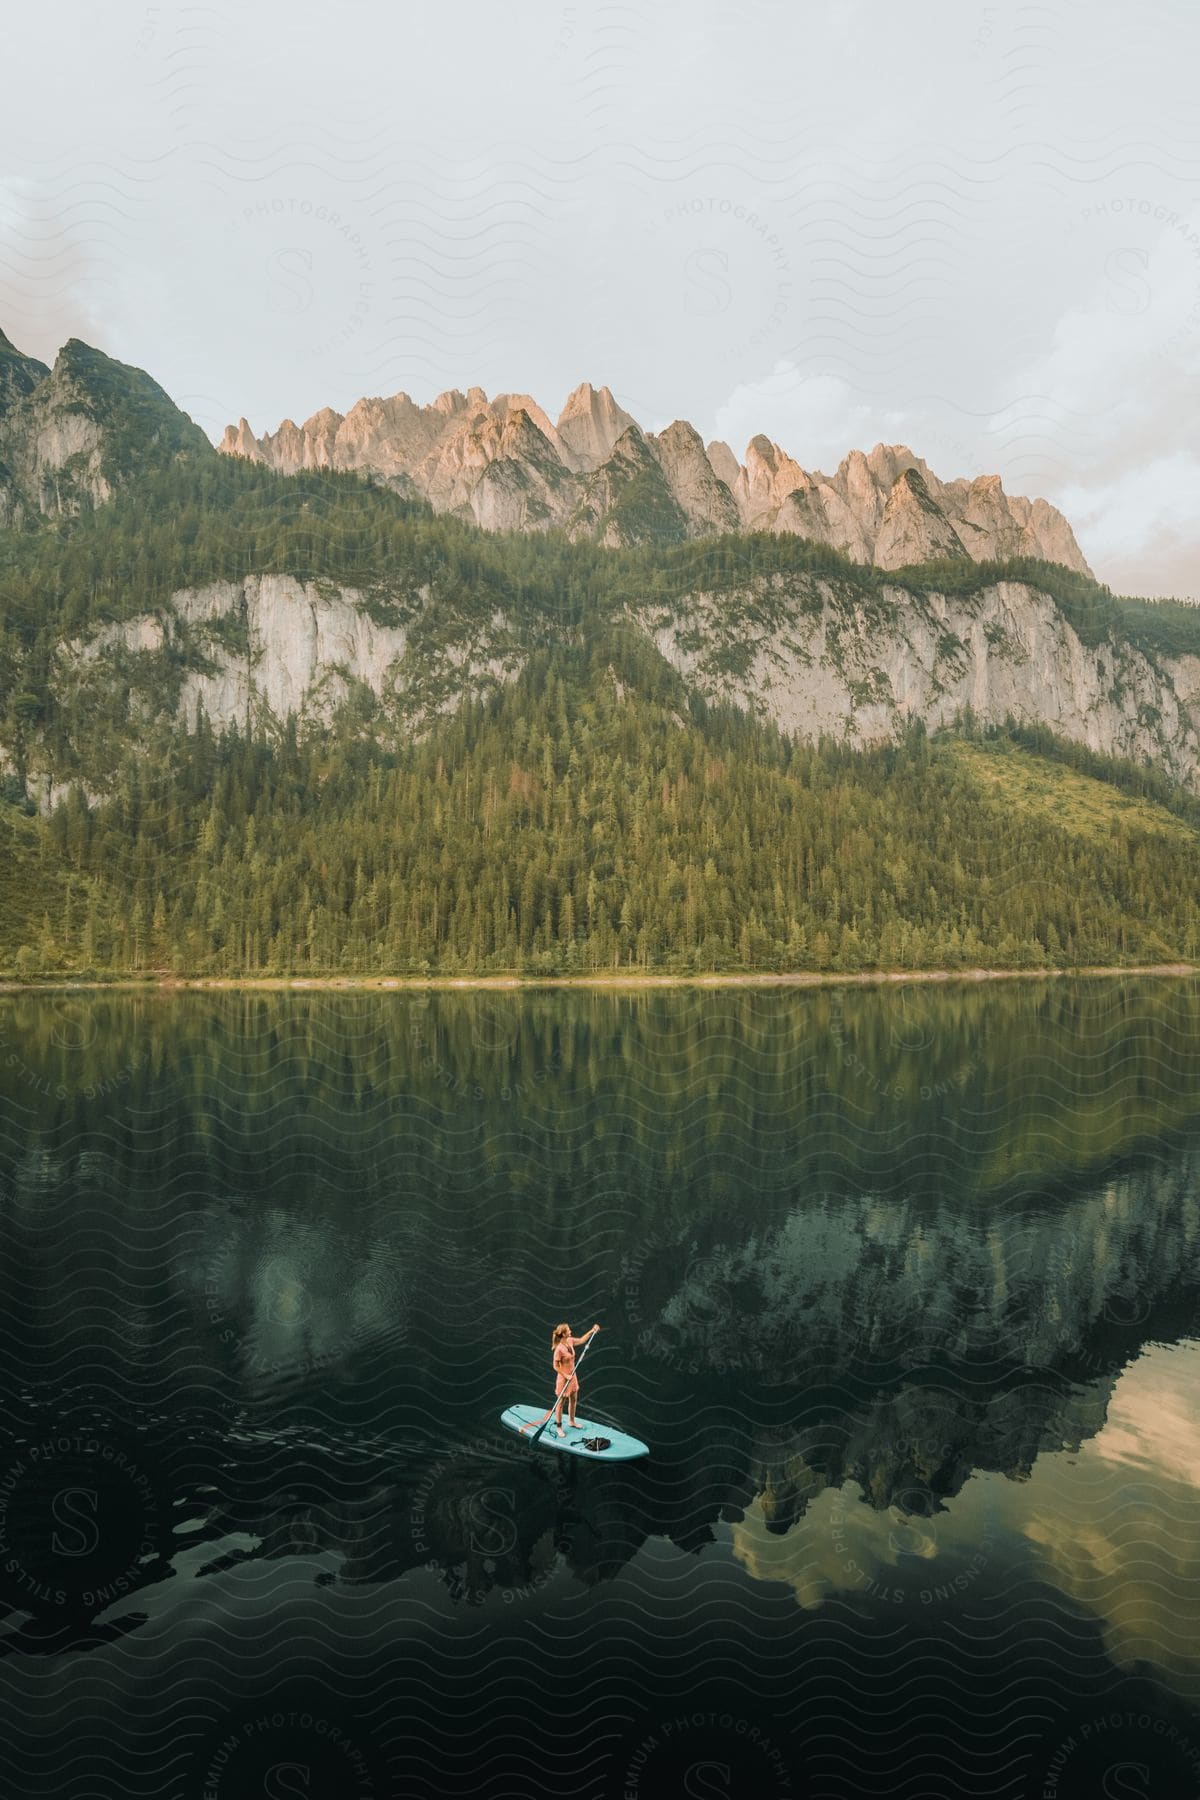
991 210 1200 448
0 176 113 364
987 212 1200 592
1023 1345 1200 1695
1059 454 1200 597
710 364 910 470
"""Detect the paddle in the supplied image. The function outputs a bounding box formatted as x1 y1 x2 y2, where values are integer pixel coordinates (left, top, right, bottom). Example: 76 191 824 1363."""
525 1327 598 1446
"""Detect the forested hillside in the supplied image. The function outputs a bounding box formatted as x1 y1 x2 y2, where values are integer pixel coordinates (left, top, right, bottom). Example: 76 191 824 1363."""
6 656 1200 977
1 400 1199 978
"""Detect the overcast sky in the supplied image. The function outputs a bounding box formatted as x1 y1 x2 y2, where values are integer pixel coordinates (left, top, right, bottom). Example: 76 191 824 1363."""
3 1 1200 596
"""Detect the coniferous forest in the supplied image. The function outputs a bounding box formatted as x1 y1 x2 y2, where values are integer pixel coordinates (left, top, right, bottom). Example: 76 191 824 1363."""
5 679 1200 977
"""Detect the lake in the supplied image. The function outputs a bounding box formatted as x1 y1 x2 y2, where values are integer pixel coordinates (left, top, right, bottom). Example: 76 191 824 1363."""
1 979 1199 1798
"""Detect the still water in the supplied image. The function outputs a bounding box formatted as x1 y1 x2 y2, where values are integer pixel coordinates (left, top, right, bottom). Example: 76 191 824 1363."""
0 978 1199 1798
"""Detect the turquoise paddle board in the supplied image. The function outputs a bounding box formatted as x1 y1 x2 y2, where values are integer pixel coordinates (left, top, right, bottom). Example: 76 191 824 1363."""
500 1405 649 1461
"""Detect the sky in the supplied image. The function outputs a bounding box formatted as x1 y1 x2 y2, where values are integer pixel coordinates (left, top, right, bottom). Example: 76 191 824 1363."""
3 0 1200 596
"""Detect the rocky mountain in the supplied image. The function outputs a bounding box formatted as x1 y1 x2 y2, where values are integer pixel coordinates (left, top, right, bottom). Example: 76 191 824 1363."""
3 327 1195 815
0 334 210 527
221 380 1092 573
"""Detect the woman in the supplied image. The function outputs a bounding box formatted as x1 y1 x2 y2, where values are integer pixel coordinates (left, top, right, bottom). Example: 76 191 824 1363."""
533 1320 599 1438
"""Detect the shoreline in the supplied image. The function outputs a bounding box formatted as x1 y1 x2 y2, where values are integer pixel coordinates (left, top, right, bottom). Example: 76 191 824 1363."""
0 963 1195 995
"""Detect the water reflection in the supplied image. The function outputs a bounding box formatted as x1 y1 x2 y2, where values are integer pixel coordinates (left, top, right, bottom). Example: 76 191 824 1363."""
1021 1343 1200 1703
0 980 1198 1795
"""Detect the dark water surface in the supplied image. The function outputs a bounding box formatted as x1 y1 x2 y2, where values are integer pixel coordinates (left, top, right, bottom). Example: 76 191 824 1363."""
1 979 1199 1798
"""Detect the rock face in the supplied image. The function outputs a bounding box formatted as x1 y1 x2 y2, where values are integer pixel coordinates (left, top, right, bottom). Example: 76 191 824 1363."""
468 407 574 532
873 466 968 566
705 439 742 491
650 420 740 537
50 570 1200 801
640 575 1200 787
555 381 637 472
568 425 689 546
167 575 415 729
222 382 1092 573
0 334 211 526
55 572 520 775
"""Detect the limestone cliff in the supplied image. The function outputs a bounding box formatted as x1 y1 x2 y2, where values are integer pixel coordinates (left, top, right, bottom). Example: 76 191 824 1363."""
38 568 1200 807
641 574 1200 787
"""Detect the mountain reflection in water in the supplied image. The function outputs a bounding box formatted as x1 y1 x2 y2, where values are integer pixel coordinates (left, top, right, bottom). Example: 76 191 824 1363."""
0 978 1198 1798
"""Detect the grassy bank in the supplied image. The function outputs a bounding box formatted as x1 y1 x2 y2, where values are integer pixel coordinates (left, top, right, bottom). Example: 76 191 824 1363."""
0 963 1195 994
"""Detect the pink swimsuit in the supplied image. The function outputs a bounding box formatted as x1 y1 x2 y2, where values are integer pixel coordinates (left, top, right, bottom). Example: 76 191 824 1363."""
554 1344 578 1396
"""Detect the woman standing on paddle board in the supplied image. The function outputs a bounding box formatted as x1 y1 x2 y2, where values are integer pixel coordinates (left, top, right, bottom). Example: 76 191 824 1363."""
546 1321 599 1438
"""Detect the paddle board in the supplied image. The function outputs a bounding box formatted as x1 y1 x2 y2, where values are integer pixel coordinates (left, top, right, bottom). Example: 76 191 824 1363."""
500 1405 649 1461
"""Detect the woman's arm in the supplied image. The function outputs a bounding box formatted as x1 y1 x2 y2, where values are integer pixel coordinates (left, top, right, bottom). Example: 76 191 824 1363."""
569 1324 600 1346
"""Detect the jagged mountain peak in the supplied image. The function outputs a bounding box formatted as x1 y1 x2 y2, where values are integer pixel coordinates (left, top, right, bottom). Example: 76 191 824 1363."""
867 441 925 475
55 336 99 365
555 381 638 473
705 439 741 488
0 326 47 370
215 368 1092 574
492 389 555 428
558 378 620 418
895 464 934 496
419 383 491 420
608 422 651 458
497 404 555 449
567 420 689 547
653 417 704 451
968 470 1006 495
745 431 780 464
304 404 345 431
874 464 967 567
220 417 261 459
649 420 740 538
